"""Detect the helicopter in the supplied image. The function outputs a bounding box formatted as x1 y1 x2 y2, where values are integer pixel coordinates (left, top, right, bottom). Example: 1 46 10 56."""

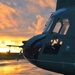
6 0 75 75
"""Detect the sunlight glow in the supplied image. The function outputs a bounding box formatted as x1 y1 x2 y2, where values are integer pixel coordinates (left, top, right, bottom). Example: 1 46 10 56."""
0 47 22 53
0 38 25 53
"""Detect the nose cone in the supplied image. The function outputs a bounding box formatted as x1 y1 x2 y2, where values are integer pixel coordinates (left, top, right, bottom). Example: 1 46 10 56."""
23 47 40 64
23 34 46 65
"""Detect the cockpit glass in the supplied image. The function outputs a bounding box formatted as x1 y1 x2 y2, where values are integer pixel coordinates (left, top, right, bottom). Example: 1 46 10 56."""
53 22 62 33
53 19 70 35
60 19 70 35
43 17 54 33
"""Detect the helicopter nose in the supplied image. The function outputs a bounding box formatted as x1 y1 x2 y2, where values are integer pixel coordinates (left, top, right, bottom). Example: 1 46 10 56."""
23 34 46 64
23 47 40 64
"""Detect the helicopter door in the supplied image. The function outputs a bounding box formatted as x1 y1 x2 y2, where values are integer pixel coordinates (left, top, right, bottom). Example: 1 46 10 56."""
42 18 70 54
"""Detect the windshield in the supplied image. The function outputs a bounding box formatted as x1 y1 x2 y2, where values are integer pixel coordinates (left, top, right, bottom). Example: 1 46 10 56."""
43 17 54 33
53 19 70 35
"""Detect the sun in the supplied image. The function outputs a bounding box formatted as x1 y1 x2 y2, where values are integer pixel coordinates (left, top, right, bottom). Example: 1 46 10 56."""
0 46 22 53
0 47 9 53
0 39 23 53
0 36 27 53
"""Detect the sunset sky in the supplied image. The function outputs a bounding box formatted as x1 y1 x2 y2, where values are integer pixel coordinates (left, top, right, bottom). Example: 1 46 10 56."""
0 0 56 53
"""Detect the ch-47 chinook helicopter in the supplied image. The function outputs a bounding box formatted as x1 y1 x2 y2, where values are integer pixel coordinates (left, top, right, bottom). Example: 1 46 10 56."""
7 0 75 75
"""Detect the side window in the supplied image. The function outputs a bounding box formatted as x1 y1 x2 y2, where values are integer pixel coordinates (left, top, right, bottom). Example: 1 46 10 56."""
60 19 70 35
53 22 62 33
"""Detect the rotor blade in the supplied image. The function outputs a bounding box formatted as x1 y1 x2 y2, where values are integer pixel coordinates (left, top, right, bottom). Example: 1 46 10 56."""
6 45 23 48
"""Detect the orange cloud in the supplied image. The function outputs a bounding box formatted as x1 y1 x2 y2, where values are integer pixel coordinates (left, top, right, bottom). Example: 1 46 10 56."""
0 0 56 52
29 15 45 35
46 0 56 9
0 1 56 40
37 0 47 8
0 3 17 29
30 0 56 10
34 15 45 34
25 3 39 13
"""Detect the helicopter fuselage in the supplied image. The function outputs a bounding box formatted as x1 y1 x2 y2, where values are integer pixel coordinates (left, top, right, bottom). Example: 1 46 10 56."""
23 6 75 75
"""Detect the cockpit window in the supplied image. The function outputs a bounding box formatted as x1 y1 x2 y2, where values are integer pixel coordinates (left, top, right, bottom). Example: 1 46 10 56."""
53 22 62 33
43 17 70 35
60 19 70 35
53 19 70 35
43 17 54 33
